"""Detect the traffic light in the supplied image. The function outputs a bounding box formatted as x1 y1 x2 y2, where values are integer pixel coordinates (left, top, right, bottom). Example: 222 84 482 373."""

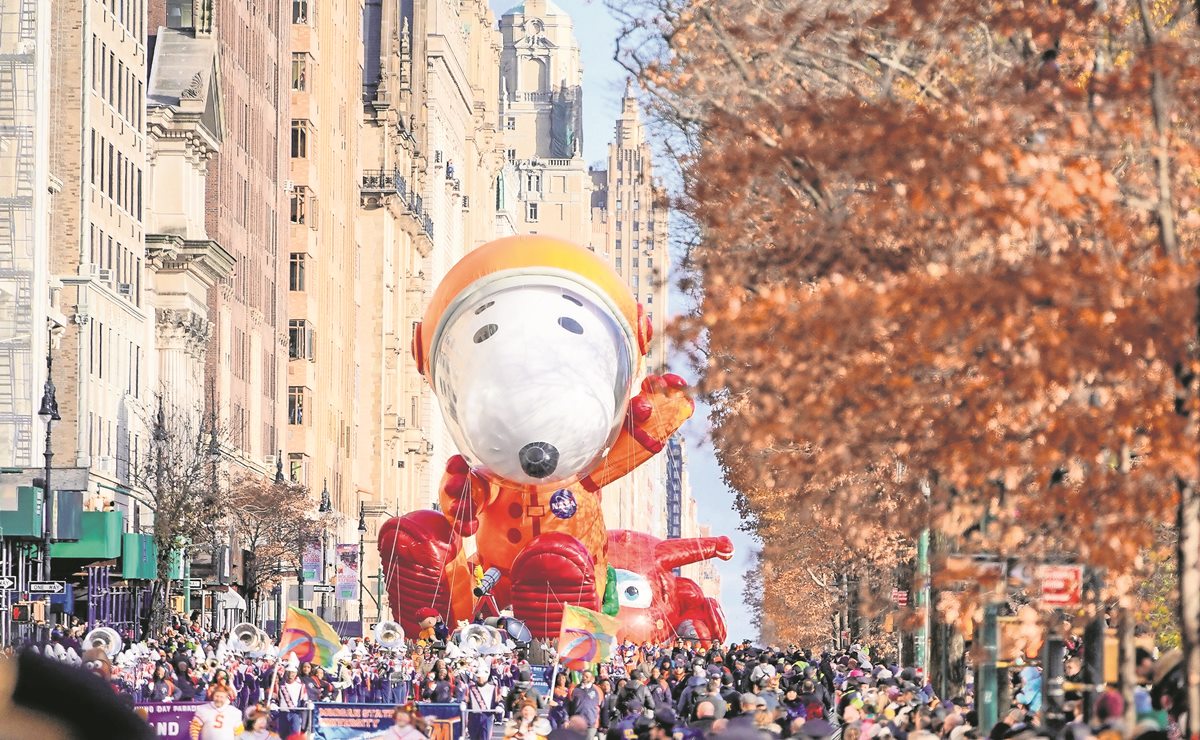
11 603 31 623
171 596 185 614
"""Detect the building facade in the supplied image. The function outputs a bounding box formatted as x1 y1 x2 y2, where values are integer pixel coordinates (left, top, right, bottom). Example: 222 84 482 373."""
46 0 154 523
0 0 58 472
498 0 593 246
589 84 670 373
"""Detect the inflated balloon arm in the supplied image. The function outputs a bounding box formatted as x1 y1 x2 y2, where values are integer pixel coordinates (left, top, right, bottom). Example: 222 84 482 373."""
578 374 694 492
655 536 735 572
439 454 494 537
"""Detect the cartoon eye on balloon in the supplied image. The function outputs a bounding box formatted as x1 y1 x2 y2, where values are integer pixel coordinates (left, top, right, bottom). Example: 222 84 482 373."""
613 569 653 609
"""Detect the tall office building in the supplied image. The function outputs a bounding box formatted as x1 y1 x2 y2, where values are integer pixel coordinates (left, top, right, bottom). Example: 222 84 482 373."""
588 85 674 535
498 0 593 246
0 0 57 472
589 83 669 372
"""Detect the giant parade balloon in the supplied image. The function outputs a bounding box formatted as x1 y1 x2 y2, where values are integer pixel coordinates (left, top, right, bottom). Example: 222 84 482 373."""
379 235 696 640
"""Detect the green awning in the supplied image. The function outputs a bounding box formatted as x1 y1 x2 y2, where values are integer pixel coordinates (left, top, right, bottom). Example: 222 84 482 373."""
50 511 124 559
0 485 44 538
122 533 158 580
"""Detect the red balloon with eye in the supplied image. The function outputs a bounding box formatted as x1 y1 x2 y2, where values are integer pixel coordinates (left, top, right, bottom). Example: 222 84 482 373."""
606 530 734 645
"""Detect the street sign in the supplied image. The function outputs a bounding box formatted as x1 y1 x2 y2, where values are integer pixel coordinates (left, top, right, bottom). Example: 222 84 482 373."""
1038 564 1084 607
29 580 66 595
891 588 909 607
0 576 15 591
311 584 335 594
188 579 202 590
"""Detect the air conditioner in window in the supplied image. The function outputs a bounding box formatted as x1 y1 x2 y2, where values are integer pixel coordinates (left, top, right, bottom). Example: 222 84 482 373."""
117 283 133 296
96 268 113 285
94 456 115 474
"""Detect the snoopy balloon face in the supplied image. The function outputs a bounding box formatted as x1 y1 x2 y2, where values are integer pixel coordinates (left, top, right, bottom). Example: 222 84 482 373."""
431 277 636 487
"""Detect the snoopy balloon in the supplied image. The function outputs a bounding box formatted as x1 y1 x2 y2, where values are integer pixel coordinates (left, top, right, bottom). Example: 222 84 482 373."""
379 235 693 639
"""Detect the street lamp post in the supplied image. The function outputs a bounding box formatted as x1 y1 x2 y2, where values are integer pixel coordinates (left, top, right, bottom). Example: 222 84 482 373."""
318 480 331 621
357 502 367 631
36 335 60 582
207 412 221 632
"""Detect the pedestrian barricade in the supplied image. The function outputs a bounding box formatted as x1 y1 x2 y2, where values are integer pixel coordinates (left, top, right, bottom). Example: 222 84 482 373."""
313 702 466 740
137 701 462 739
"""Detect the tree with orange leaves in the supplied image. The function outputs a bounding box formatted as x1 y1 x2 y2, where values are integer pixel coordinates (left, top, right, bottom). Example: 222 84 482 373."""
614 0 1200 726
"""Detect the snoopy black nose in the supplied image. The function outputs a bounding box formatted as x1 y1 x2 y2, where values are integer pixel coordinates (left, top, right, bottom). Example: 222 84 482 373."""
518 442 559 479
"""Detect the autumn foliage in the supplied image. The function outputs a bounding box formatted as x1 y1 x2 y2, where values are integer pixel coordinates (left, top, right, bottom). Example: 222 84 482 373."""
618 0 1200 644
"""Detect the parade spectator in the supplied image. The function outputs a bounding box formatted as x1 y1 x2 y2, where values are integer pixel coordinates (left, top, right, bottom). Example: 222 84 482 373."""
243 709 279 740
386 706 427 740
506 698 553 740
189 685 243 740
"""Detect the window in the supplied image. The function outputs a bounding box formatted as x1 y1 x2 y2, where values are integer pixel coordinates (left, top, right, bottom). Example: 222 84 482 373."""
633 274 640 289
292 0 308 23
633 221 640 231
646 256 653 269
633 239 640 251
289 253 306 290
526 202 538 222
288 319 314 360
615 256 622 271
505 117 515 130
615 239 622 251
288 452 306 484
288 386 306 424
526 173 541 192
633 257 639 268
291 53 308 90
289 187 308 224
646 293 653 304
290 120 310 158
506 149 517 164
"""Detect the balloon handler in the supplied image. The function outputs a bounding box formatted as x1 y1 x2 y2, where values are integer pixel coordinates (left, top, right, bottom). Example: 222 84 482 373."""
379 235 693 640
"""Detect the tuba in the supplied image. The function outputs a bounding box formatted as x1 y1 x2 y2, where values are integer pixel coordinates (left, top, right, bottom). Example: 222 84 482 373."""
455 624 493 655
83 627 123 658
231 622 263 653
373 620 405 650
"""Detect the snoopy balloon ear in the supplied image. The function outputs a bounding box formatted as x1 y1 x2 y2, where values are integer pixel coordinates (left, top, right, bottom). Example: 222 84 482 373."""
637 304 652 357
412 321 426 376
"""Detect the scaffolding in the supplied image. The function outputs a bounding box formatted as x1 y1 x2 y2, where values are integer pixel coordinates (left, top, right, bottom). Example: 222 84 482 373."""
0 0 38 467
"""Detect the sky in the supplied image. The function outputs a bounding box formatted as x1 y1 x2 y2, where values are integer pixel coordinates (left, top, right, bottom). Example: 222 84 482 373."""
487 0 760 640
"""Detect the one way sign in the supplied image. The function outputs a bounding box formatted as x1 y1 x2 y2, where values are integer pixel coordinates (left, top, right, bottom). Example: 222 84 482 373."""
29 580 66 595
0 576 15 591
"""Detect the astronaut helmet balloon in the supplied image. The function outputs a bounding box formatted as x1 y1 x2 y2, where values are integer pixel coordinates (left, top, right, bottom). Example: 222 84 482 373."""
427 260 638 489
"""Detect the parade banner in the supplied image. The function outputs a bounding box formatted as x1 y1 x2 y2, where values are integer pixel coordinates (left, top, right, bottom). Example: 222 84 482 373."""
336 543 359 600
303 540 322 581
313 702 464 740
137 701 205 739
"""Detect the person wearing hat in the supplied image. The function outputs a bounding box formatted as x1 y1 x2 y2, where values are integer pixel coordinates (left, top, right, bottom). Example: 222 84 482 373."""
798 718 836 740
273 663 309 739
466 664 503 740
618 670 655 719
506 667 545 714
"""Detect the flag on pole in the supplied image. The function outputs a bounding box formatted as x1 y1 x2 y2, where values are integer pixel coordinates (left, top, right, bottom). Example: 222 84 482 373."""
555 605 620 670
278 606 343 668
